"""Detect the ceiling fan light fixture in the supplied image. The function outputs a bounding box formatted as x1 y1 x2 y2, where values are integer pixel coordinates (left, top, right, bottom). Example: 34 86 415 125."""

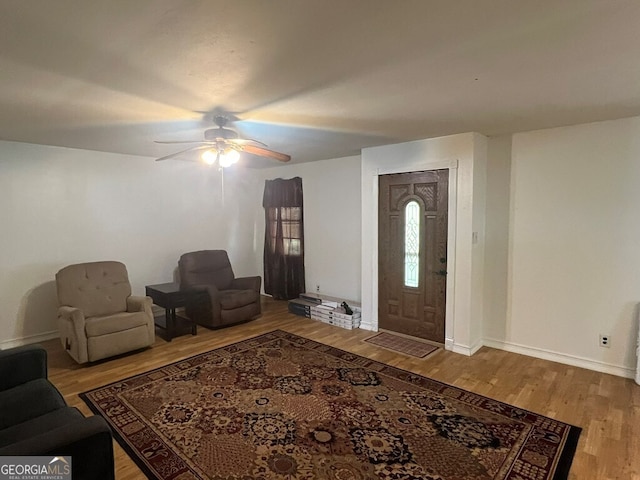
219 148 240 167
201 149 217 165
201 147 239 167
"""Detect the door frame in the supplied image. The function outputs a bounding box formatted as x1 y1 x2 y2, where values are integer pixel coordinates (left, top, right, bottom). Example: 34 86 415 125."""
370 159 458 351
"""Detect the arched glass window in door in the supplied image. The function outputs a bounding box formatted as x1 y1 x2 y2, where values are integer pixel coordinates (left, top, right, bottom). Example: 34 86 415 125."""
404 200 420 287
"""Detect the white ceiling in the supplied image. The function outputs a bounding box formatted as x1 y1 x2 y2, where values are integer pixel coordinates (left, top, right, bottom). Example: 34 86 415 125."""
1 0 639 166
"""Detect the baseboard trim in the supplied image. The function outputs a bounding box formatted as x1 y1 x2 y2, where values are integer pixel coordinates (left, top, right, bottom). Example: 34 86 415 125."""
444 337 455 352
0 331 59 350
450 338 483 356
358 320 375 332
483 338 636 379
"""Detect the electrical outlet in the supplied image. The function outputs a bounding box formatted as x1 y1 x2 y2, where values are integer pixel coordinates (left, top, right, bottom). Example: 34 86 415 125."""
599 334 610 348
316 284 320 293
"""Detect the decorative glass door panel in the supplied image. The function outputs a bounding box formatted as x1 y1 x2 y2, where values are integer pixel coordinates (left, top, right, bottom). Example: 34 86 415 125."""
404 201 420 288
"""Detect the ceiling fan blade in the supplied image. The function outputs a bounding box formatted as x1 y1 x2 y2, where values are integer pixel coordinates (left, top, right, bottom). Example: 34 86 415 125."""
230 138 268 147
155 140 215 145
243 145 291 163
155 145 212 162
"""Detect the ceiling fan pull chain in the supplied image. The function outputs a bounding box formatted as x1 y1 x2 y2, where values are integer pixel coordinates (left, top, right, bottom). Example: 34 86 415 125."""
220 165 225 207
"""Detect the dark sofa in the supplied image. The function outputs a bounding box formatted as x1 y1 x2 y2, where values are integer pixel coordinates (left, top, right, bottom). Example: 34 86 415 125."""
0 344 114 480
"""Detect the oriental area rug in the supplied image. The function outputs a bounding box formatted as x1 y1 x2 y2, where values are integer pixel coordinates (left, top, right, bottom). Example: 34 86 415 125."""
80 330 581 480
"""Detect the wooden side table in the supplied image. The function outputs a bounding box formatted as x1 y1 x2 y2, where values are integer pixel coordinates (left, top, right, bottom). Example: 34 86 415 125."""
145 282 198 341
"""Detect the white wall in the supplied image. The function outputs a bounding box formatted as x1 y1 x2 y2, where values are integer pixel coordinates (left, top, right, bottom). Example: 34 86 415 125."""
483 135 512 340
470 134 488 346
497 116 640 377
0 141 260 347
361 133 488 354
6 116 639 379
256 156 362 303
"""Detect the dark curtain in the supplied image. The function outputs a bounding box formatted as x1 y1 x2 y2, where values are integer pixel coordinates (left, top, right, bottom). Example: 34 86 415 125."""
263 177 305 300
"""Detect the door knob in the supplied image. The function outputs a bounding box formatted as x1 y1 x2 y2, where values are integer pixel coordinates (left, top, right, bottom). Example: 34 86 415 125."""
435 269 447 276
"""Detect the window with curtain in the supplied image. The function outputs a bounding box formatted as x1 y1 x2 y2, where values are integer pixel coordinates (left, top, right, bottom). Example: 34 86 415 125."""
263 177 305 300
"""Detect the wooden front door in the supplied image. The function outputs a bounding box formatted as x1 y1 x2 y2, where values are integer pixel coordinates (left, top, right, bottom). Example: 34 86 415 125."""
378 169 448 343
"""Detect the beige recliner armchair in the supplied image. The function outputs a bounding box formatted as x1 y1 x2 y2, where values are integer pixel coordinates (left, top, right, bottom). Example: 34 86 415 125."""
55 261 155 364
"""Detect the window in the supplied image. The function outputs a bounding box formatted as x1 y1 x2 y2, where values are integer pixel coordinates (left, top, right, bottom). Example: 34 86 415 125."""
404 200 420 287
262 177 305 299
267 207 302 256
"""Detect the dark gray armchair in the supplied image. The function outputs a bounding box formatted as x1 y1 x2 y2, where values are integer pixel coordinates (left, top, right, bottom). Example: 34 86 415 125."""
0 344 114 480
179 250 262 328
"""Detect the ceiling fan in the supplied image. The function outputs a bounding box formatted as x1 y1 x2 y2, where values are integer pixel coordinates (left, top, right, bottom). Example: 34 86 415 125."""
154 115 291 167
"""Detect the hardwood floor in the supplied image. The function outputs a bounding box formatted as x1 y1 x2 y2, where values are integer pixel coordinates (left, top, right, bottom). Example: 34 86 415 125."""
42 297 640 480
